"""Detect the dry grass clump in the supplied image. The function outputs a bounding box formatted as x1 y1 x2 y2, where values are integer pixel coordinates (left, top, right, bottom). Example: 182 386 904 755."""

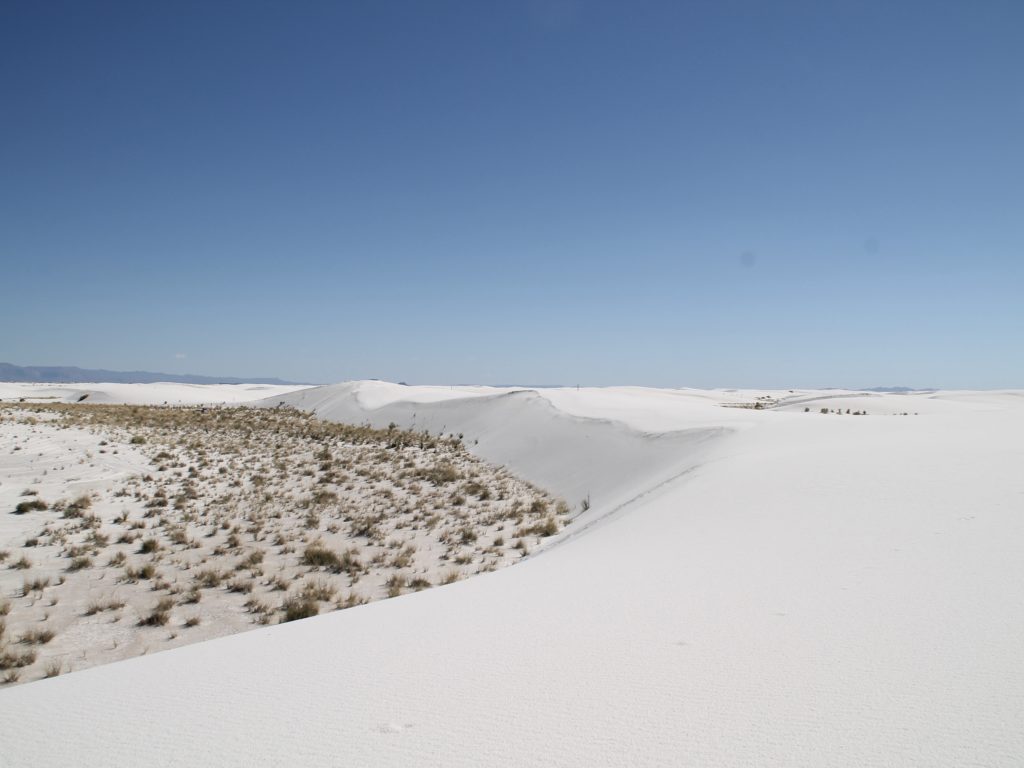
67 555 92 572
22 576 50 593
137 538 160 554
0 648 36 671
13 499 47 515
18 628 56 645
299 578 336 602
280 594 319 623
84 599 125 616
194 568 224 588
302 544 343 570
302 543 362 576
138 597 175 627
122 563 157 582
516 517 560 538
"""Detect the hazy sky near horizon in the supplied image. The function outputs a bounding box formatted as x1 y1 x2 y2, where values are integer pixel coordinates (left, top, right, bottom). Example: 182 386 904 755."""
2 1 1022 388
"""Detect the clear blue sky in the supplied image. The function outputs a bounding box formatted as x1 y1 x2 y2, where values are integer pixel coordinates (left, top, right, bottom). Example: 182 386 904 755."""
2 1 1021 387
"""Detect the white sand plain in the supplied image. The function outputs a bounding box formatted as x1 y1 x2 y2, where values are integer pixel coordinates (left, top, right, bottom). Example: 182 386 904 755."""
1 381 1022 767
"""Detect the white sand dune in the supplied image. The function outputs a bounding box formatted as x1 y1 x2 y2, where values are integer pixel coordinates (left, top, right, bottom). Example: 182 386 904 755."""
0 381 309 405
2 383 1023 766
275 382 736 528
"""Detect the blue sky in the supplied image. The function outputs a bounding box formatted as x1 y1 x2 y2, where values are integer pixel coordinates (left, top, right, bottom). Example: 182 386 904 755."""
2 1 1021 387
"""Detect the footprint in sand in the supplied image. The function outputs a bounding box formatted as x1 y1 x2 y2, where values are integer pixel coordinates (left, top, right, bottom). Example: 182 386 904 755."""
378 722 414 735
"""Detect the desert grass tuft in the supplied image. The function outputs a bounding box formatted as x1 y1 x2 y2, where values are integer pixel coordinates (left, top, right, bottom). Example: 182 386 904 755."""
138 597 175 627
280 594 319 623
19 628 56 645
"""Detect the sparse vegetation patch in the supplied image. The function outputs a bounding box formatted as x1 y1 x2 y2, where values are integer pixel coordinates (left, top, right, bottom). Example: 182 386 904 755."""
0 401 569 685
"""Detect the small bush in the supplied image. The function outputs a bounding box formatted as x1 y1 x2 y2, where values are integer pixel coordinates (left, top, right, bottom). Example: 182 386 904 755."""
13 499 47 515
19 628 56 645
226 578 253 594
237 550 264 571
67 555 92 572
167 527 190 546
516 517 559 538
139 597 175 626
418 463 459 485
195 569 223 588
280 595 319 623
0 648 36 670
534 517 559 537
302 544 342 571
62 495 92 518
386 574 406 598
84 599 125 616
123 563 157 582
138 538 160 554
300 578 336 602
22 576 50 593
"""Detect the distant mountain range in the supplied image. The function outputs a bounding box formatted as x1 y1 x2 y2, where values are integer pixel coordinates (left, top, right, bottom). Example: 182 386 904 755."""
0 362 305 386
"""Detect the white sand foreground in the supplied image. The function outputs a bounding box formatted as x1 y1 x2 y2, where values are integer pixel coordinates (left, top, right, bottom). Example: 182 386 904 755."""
1 382 1022 767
